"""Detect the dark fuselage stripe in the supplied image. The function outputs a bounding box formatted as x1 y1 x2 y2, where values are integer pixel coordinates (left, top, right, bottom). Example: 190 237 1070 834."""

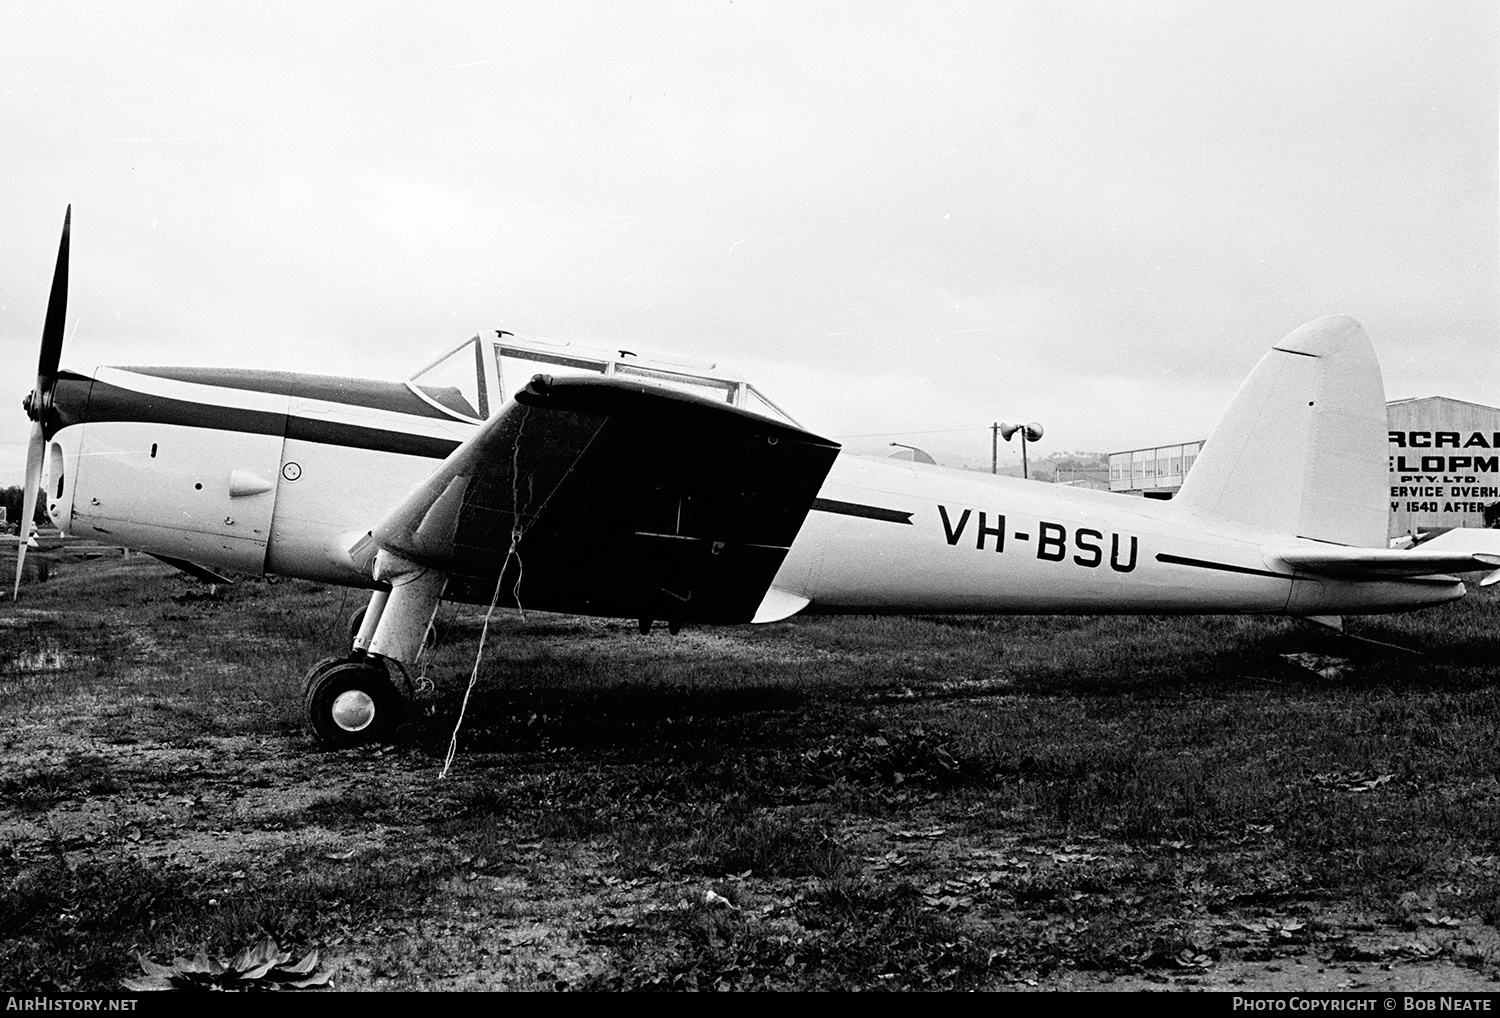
77 379 460 459
1155 552 1295 580
84 380 285 437
1158 551 1461 586
123 366 459 421
286 417 460 459
810 498 913 525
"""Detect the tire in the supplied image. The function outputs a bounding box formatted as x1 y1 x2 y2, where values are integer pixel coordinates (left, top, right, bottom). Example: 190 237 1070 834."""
304 656 346 689
304 658 403 748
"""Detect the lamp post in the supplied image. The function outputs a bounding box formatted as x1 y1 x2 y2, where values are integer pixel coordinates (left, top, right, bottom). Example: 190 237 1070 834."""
998 421 1044 479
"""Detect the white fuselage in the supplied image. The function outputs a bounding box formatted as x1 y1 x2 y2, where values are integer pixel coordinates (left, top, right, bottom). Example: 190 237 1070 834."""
45 366 1462 619
776 456 1459 615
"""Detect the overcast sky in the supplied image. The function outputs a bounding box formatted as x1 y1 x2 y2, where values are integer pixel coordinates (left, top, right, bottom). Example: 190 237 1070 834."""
2 1 1495 476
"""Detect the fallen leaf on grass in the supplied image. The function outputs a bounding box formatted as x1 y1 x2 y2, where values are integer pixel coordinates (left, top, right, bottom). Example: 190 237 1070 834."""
921 894 974 911
703 889 737 910
1052 851 1104 863
1281 653 1353 679
1311 770 1395 794
1401 942 1440 959
895 827 947 839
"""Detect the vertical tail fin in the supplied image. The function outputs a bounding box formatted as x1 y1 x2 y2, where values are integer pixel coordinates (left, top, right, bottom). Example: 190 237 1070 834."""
1173 316 1387 548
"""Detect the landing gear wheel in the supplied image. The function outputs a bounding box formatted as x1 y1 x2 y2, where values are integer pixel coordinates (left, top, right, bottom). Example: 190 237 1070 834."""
304 657 404 748
304 656 346 690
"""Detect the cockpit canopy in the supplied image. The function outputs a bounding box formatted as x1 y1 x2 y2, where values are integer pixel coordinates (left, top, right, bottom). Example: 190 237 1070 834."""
407 332 798 426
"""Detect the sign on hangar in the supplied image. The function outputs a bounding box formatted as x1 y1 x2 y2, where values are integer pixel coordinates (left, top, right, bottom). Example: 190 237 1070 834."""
1386 396 1500 537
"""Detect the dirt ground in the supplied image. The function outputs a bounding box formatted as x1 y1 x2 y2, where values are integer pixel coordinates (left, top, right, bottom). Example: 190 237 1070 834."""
8 734 1500 992
4 557 1500 993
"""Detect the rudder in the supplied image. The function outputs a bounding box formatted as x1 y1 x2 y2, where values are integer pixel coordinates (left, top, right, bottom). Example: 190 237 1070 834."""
1173 316 1388 548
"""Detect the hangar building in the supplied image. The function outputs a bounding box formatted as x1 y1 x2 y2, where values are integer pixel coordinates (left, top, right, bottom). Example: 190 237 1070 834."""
1108 397 1500 539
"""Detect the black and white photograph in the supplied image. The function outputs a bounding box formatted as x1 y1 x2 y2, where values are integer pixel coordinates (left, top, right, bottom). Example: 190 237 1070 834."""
2 1 1497 995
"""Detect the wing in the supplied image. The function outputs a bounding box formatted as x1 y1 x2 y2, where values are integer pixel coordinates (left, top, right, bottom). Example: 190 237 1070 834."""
367 374 841 623
1268 536 1500 586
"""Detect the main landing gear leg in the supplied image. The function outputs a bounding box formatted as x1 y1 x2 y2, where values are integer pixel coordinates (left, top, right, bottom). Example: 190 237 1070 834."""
304 554 447 748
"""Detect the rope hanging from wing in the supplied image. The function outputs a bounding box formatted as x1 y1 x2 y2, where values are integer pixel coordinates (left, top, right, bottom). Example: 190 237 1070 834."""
440 403 604 778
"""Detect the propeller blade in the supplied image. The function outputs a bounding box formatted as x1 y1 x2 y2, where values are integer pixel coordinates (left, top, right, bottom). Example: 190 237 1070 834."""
37 205 71 383
14 421 44 600
16 207 68 599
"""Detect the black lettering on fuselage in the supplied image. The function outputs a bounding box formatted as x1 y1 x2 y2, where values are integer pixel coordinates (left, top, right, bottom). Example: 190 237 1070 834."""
938 506 1137 572
1073 528 1103 568
939 505 970 545
976 511 1005 552
1037 522 1066 561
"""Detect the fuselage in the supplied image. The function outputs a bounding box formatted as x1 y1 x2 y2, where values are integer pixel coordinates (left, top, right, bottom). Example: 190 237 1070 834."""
41 365 1463 619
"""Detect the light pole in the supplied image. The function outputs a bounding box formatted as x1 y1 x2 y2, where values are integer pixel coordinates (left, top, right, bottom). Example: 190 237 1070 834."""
998 422 1043 479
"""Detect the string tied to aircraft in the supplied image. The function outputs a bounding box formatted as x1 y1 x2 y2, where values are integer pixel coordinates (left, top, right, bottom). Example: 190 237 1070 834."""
15 209 1500 747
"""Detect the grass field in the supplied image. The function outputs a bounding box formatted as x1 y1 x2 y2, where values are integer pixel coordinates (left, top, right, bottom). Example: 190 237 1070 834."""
2 553 1500 991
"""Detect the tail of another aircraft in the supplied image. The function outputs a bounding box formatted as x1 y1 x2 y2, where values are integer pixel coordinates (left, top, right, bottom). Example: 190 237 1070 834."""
1173 316 1389 548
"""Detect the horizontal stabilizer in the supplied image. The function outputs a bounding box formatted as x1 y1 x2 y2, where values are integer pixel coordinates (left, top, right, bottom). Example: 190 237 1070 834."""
1408 528 1500 587
1269 542 1500 585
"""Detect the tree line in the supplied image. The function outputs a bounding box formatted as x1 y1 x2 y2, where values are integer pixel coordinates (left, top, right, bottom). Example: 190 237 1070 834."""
0 486 50 532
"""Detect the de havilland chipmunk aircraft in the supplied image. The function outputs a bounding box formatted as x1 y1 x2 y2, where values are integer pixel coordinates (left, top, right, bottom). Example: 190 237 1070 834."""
15 209 1500 747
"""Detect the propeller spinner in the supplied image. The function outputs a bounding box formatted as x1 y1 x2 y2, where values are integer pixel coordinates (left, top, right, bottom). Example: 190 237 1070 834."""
15 206 70 599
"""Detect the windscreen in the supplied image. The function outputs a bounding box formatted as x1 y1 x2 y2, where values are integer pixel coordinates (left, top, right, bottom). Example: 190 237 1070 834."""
614 363 738 405
496 346 607 400
411 337 488 420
